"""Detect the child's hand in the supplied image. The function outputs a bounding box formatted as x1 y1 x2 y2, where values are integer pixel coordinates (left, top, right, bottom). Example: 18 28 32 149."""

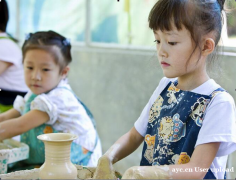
93 155 117 179
122 166 171 179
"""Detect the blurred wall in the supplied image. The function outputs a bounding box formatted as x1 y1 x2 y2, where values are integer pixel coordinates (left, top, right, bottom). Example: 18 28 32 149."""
68 46 236 177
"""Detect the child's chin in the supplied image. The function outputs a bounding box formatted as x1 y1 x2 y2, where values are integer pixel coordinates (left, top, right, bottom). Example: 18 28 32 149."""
31 90 42 95
162 72 178 79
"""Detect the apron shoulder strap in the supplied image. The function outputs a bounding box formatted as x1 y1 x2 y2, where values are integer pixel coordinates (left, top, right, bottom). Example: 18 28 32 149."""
209 87 227 100
0 36 15 42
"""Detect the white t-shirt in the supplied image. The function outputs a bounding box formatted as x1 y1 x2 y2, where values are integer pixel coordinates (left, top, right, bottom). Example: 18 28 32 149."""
135 77 236 179
13 80 102 166
0 33 28 92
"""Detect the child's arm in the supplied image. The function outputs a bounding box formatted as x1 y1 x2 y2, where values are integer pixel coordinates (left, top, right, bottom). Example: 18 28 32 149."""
0 60 11 76
122 142 220 179
0 110 49 141
0 109 21 123
93 127 144 179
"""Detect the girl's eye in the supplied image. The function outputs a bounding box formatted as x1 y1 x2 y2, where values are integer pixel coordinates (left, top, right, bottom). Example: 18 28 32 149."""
27 67 33 70
168 42 177 45
154 40 160 44
43 69 50 72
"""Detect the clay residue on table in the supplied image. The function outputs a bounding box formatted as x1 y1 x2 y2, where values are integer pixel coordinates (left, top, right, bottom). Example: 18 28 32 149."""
76 165 122 179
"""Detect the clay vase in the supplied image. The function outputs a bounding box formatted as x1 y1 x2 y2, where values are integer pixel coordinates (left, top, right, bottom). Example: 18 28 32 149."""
37 133 78 179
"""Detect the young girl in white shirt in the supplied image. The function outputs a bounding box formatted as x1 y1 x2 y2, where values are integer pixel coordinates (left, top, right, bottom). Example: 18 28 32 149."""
93 0 236 179
0 30 102 169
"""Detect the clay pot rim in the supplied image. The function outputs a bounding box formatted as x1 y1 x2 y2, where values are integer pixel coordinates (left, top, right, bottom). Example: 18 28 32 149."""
37 133 77 142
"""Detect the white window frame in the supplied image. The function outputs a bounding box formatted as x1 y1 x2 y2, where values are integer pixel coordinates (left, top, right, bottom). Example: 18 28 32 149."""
15 0 236 56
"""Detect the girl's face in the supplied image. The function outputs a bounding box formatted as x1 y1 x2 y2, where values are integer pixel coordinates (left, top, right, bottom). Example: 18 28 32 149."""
24 49 67 95
154 25 205 79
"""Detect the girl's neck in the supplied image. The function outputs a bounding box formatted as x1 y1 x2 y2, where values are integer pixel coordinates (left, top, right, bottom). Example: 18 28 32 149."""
176 69 210 91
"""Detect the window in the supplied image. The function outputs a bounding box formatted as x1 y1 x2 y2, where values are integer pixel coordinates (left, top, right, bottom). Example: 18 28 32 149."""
5 0 18 37
5 0 236 48
7 0 86 43
225 1 236 47
90 0 157 46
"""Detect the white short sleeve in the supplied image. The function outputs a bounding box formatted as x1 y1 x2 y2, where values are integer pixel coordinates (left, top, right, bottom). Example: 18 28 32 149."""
0 38 22 66
13 95 25 114
0 33 28 92
134 77 174 137
13 92 32 114
195 92 236 157
31 94 58 124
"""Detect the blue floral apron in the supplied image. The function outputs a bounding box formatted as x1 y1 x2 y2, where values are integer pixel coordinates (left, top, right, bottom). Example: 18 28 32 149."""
140 80 225 179
21 89 98 166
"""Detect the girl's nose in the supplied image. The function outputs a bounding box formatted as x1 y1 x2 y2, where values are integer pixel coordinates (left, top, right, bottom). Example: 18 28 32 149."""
158 44 168 58
32 70 41 80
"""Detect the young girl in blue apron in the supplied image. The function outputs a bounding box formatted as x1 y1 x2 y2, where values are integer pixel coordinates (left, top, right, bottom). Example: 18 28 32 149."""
93 0 236 179
0 30 102 170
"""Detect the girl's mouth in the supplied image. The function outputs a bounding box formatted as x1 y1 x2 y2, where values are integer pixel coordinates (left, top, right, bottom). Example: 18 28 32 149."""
161 62 170 67
32 84 41 88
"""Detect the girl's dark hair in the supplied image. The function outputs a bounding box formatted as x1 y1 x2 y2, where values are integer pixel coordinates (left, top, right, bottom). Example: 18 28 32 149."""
0 0 9 32
149 0 225 65
22 30 72 70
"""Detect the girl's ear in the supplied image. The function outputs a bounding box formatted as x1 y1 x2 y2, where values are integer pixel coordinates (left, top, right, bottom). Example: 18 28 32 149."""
61 66 70 79
202 38 215 56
